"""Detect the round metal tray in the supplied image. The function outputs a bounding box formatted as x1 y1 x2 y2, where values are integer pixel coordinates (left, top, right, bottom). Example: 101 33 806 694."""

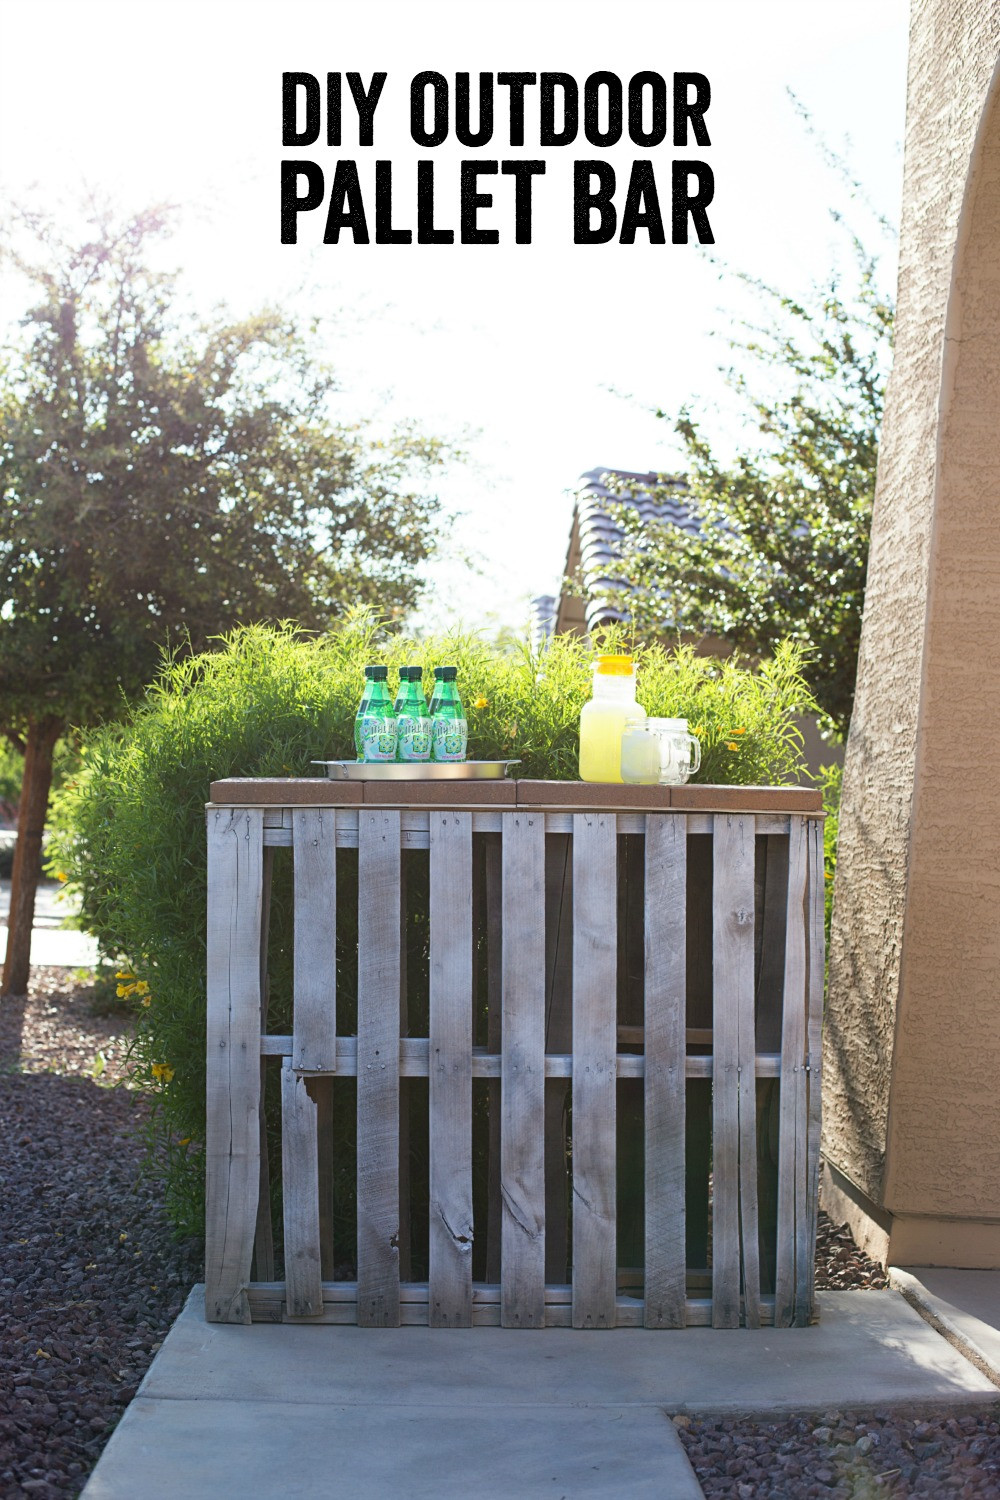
311 760 520 781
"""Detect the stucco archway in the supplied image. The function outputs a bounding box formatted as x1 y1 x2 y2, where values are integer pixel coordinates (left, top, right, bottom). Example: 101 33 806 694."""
823 1 1000 1266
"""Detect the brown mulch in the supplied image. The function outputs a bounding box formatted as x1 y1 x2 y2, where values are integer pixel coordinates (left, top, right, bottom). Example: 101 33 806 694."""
0 967 136 1087
3 968 1000 1497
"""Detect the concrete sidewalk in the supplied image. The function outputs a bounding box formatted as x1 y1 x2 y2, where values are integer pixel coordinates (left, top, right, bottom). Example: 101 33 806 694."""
0 878 99 967
891 1266 1000 1385
82 1286 998 1499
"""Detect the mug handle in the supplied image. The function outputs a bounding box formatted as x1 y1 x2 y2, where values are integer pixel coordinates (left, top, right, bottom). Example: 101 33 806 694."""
687 734 701 774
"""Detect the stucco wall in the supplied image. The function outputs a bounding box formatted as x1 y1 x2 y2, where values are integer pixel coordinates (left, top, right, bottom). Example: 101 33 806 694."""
823 0 1000 1215
884 49 1000 1221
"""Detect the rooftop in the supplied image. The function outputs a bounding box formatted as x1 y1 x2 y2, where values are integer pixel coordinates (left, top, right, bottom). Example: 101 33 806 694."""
531 467 694 647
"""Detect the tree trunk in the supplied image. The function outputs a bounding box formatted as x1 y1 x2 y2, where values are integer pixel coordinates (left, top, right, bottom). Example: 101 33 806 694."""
2 717 63 997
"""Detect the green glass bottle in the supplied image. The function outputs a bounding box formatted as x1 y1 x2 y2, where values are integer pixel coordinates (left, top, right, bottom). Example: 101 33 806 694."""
358 666 397 763
395 666 431 762
430 665 467 763
354 666 377 760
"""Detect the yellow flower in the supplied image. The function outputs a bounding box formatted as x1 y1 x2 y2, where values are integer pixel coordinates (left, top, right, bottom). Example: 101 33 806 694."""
733 727 746 735
692 725 704 737
178 1137 191 1146
134 980 150 996
151 1063 175 1084
473 696 489 710
117 983 136 999
116 971 134 981
141 996 151 1007
54 871 68 883
825 871 833 881
726 742 739 752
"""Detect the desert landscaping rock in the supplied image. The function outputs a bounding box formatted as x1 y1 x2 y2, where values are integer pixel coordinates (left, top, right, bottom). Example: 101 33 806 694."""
677 1407 1000 1497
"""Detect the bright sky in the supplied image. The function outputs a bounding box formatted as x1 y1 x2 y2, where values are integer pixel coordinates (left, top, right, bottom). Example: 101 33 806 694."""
0 0 908 635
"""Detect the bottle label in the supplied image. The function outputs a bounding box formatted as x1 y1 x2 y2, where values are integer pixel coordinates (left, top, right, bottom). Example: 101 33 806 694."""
397 714 431 762
360 714 397 762
432 717 468 762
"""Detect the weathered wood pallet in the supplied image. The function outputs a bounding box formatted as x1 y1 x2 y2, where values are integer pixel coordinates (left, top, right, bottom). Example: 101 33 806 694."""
205 785 823 1330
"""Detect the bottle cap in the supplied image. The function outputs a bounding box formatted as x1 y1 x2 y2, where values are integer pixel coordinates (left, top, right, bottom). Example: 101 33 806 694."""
363 665 376 678
595 654 633 675
434 665 458 681
370 665 388 681
401 665 421 680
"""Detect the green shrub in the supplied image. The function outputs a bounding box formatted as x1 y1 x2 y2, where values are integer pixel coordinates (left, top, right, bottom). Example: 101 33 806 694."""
819 760 843 948
47 618 817 1237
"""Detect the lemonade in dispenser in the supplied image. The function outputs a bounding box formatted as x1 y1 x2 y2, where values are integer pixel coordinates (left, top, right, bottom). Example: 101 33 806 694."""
578 654 646 783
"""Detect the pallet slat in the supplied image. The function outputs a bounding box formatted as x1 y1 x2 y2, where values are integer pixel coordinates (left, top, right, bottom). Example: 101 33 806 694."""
292 808 337 1073
644 814 687 1328
500 811 547 1327
485 835 503 1284
774 815 808 1328
205 808 264 1325
257 1034 783 1080
428 812 475 1327
712 813 759 1328
246 1281 779 1329
356 809 402 1327
260 810 796 848
280 1064 323 1316
571 813 618 1329
801 816 826 1325
253 847 276 1283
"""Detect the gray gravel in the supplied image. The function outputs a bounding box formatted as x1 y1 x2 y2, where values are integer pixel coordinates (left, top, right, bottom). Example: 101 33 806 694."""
676 1406 1000 1497
1 970 200 1497
0 1074 200 1498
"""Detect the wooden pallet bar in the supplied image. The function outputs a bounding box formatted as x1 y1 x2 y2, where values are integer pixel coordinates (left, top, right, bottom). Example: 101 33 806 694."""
204 782 823 1330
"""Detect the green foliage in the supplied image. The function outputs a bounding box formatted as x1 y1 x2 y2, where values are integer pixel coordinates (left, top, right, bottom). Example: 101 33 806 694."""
81 963 135 1019
0 739 21 811
0 202 452 743
819 760 842 948
47 620 817 1235
604 226 893 737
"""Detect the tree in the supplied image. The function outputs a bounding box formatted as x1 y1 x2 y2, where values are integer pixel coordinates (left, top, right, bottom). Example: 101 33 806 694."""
0 203 452 994
603 233 893 737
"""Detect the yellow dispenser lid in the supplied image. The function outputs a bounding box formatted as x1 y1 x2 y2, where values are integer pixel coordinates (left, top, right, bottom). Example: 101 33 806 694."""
595 654 634 675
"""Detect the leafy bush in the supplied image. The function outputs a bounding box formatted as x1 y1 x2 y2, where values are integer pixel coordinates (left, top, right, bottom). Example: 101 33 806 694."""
819 761 843 948
47 619 816 1236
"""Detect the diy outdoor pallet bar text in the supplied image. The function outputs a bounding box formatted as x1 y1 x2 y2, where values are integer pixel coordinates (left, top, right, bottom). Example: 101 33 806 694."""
280 70 715 245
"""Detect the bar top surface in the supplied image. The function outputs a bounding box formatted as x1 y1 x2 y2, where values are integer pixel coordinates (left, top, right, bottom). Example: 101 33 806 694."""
208 777 822 813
